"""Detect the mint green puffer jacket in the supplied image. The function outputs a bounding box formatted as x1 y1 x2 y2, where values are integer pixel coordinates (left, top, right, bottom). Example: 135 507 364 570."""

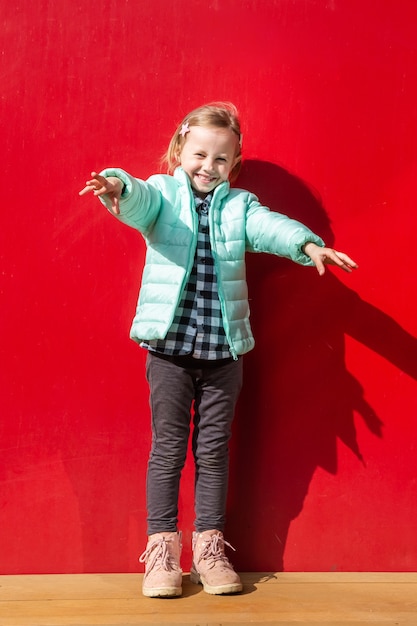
99 167 324 358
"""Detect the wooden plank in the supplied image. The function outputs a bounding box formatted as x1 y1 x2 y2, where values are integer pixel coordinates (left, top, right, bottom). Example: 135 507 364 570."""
1 573 416 625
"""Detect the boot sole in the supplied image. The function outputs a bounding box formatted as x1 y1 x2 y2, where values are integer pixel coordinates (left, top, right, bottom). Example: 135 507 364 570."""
190 569 242 595
142 586 182 598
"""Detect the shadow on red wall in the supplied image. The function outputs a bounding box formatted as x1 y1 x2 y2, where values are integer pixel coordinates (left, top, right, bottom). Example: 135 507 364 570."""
227 160 417 571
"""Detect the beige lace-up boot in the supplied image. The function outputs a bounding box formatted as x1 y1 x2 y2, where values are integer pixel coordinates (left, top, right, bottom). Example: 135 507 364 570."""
190 530 242 595
139 532 182 597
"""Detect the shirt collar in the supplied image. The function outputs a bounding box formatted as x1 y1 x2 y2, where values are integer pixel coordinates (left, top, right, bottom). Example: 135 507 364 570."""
193 191 213 210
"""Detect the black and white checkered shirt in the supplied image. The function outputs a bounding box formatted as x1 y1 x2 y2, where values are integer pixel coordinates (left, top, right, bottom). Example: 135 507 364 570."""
143 192 231 360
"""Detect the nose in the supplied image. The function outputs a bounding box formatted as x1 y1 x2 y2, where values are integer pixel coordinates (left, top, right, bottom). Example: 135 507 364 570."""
202 157 215 173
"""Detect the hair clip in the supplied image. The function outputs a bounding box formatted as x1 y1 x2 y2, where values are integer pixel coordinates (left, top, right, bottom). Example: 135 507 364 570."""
180 123 190 137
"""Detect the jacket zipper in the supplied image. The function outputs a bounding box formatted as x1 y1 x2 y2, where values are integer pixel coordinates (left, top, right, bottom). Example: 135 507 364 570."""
209 194 238 361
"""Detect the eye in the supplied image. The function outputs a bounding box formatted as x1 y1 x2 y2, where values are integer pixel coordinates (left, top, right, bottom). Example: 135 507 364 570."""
216 157 227 162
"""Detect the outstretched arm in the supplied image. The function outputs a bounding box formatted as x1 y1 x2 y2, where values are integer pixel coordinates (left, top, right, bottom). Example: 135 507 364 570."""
79 171 124 215
303 242 358 276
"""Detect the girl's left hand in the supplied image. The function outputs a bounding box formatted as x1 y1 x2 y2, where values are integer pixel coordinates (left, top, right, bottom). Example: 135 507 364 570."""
303 242 358 276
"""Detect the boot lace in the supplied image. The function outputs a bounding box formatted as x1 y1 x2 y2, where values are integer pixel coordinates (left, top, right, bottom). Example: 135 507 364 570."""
197 533 236 569
139 536 179 572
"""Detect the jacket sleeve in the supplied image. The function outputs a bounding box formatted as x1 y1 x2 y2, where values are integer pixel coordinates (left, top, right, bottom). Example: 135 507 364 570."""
98 168 162 237
244 193 325 266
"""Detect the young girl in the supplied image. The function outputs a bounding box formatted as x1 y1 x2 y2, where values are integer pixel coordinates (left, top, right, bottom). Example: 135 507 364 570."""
80 102 357 598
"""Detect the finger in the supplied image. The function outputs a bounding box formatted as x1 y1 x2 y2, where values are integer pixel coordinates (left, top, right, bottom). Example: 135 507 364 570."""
111 196 120 215
93 185 108 196
329 251 358 272
79 171 106 196
79 185 93 196
90 171 107 185
86 172 108 190
314 258 326 276
336 252 358 269
92 179 110 196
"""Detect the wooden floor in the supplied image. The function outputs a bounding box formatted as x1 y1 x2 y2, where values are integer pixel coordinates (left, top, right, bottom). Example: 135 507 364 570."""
0 572 416 626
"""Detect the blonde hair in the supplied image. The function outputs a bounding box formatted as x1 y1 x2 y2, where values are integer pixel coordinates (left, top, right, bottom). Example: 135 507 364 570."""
164 102 242 183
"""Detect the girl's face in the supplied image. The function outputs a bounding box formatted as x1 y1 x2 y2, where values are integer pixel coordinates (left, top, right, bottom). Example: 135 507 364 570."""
178 125 239 197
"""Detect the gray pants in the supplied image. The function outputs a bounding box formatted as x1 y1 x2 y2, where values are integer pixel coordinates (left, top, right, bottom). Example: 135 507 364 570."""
145 352 243 535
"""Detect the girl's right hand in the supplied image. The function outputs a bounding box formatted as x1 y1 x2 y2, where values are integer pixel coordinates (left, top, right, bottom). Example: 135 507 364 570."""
79 172 123 215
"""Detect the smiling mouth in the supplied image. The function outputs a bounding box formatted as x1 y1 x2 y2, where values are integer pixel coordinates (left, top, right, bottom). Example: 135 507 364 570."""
196 173 217 184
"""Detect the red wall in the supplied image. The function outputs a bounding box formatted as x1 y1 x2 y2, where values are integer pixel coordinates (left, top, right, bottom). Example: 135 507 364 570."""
1 0 416 574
